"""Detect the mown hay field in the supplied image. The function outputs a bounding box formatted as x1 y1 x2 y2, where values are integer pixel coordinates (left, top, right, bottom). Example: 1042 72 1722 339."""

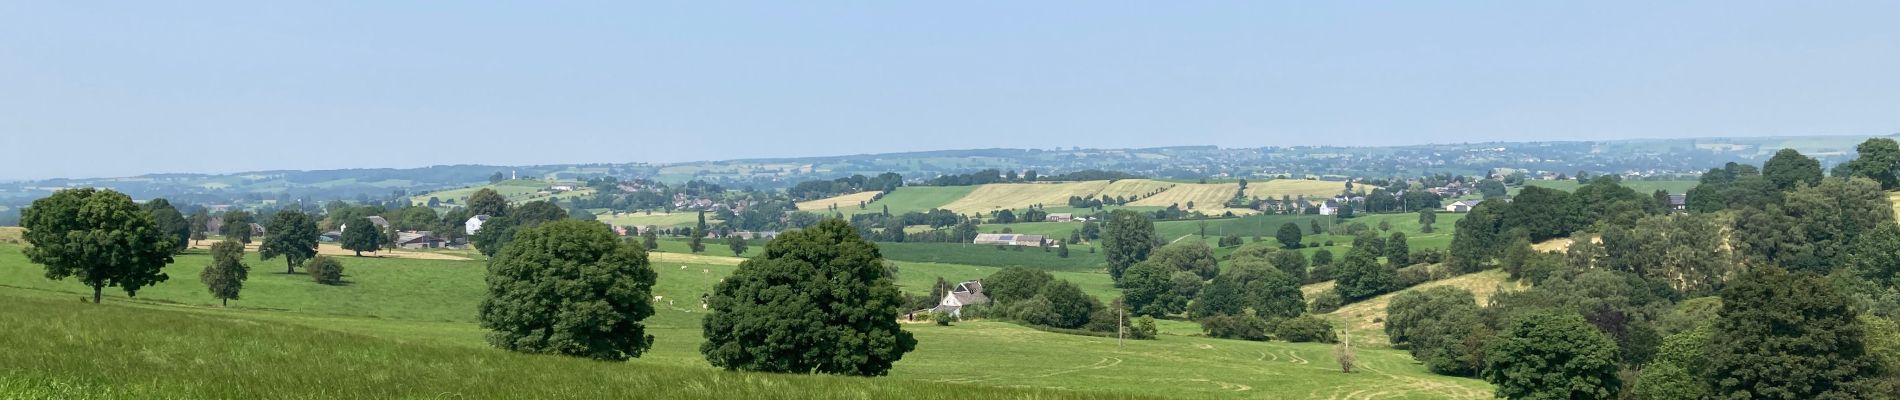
1244 180 1369 200
796 190 884 211
1129 183 1254 215
939 181 1114 214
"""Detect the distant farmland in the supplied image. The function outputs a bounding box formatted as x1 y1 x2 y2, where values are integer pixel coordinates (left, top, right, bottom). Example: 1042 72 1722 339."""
1243 179 1371 200
410 179 593 207
1129 183 1248 214
1522 179 1699 194
795 191 883 211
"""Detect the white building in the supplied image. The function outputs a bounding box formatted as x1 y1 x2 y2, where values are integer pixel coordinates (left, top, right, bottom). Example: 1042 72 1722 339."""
466 215 490 236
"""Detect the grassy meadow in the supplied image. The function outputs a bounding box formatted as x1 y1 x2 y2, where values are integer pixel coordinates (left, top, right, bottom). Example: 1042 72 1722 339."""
0 237 1491 399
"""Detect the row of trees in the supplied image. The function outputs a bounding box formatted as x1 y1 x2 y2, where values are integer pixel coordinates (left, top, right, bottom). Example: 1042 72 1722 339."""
22 188 345 306
478 218 923 376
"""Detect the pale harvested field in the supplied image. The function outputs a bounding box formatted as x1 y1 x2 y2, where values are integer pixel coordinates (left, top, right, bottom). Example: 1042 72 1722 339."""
1243 179 1374 200
1129 183 1256 215
1320 269 1521 346
938 181 1112 213
794 191 883 211
186 241 472 261
0 227 20 244
1890 192 1900 224
649 251 745 266
1096 179 1178 200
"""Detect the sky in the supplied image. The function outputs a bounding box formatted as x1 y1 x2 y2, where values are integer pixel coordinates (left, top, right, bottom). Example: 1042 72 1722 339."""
3 1 1898 180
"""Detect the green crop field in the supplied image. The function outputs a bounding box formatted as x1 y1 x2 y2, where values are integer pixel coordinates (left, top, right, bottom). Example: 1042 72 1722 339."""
878 241 1106 271
836 186 976 216
598 211 706 228
0 239 1490 399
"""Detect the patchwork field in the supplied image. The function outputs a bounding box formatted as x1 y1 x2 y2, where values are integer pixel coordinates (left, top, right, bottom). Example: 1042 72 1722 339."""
597 211 707 228
1098 179 1180 200
1244 180 1370 200
1129 183 1249 214
795 190 883 211
0 240 1490 399
939 181 1113 214
410 179 593 207
840 186 977 216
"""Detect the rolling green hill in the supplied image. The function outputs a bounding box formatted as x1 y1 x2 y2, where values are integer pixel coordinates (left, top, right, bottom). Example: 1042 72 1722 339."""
0 242 1490 399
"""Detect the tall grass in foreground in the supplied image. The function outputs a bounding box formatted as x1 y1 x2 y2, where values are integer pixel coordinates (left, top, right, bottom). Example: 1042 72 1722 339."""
0 292 1146 400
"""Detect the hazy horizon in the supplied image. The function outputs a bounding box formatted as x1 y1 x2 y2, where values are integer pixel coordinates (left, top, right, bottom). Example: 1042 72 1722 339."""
5 1 1898 180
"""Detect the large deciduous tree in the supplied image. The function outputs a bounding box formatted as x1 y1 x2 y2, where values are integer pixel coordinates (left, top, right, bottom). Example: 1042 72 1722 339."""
200 240 248 306
1447 199 1505 273
221 210 256 244
1189 258 1302 320
701 219 916 376
1706 267 1880 398
339 217 382 256
1332 247 1393 301
480 220 657 361
1483 313 1622 400
983 266 1054 305
259 209 320 274
1121 260 1186 317
1102 209 1156 282
20 188 176 303
1146 241 1219 280
466 188 509 218
141 198 190 254
1763 148 1824 191
1840 138 1900 190
1276 222 1303 248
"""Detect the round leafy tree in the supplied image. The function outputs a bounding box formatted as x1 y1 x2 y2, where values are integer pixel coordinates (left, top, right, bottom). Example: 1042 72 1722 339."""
1483 312 1622 400
259 209 320 274
701 219 916 376
200 239 248 306
479 220 657 361
20 188 176 303
1707 267 1880 398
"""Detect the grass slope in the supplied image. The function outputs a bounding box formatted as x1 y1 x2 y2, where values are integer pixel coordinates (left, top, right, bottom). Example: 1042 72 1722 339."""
0 241 1490 399
1317 269 1522 347
0 289 1136 400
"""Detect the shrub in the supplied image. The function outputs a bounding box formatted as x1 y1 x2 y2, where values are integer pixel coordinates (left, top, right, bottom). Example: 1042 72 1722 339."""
306 256 344 285
1276 315 1338 343
1307 264 1336 284
1394 265 1433 289
1131 316 1158 339
932 311 953 326
1309 291 1344 313
1200 314 1272 341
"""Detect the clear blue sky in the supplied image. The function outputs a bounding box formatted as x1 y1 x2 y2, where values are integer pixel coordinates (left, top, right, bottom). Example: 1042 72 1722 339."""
3 1 1898 180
